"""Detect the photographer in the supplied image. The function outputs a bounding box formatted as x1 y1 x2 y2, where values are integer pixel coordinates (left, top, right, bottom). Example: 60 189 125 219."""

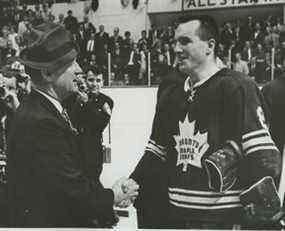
65 69 113 182
15 73 31 102
81 69 113 181
0 73 20 227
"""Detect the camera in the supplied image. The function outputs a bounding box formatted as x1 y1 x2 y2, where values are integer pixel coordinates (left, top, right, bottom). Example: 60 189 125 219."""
74 73 87 93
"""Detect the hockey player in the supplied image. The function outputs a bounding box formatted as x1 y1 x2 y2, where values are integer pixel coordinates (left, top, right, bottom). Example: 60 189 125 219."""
128 15 282 229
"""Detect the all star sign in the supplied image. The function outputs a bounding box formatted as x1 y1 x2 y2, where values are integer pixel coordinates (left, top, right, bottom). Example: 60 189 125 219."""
183 0 285 10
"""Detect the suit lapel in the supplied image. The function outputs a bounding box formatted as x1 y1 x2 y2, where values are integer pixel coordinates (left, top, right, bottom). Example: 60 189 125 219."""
30 90 73 133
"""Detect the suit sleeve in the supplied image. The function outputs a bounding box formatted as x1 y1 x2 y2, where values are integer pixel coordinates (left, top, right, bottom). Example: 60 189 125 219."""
228 80 281 186
32 118 115 224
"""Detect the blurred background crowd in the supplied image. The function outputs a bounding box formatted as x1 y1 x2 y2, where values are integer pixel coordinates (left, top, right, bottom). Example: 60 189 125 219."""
1 1 285 87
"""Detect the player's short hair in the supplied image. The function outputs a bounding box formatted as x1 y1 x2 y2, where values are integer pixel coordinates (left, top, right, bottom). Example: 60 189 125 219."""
178 15 220 56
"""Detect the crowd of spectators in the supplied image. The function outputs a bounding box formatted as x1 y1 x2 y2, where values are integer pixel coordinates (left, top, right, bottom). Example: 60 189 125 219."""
1 1 285 86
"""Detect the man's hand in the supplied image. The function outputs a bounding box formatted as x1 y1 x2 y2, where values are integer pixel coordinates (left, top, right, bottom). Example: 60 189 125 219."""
76 91 88 104
116 179 139 208
112 177 139 207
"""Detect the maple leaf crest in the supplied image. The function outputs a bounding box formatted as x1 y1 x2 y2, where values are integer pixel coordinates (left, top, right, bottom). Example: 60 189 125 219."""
173 114 209 172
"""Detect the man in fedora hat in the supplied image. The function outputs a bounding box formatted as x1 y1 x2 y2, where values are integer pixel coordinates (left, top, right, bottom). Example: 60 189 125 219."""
7 22 138 228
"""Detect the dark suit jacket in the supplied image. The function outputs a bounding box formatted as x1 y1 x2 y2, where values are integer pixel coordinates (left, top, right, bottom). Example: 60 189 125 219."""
7 90 115 227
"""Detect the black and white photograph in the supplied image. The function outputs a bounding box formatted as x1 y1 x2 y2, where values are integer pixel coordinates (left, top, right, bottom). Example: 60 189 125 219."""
0 0 285 229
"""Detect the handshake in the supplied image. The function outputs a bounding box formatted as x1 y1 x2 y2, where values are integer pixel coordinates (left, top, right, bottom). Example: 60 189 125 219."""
112 177 139 208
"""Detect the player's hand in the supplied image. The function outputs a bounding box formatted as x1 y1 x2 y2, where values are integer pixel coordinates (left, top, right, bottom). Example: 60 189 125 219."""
112 177 139 207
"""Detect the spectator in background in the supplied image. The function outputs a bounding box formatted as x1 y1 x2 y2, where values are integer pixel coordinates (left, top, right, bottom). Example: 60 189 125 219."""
233 20 242 49
32 10 44 26
125 42 141 85
163 43 174 70
75 24 89 61
8 26 20 56
47 12 55 23
138 30 149 51
253 22 264 48
233 52 249 75
254 43 267 83
271 25 280 49
57 13 65 25
18 4 28 21
63 10 78 34
264 26 273 51
121 31 133 62
241 16 255 43
221 22 235 50
95 25 109 56
17 14 29 37
2 40 16 65
86 31 96 60
109 27 123 54
80 15 95 41
151 42 164 83
241 40 255 76
111 42 123 81
0 26 10 49
138 43 147 84
0 7 10 28
162 26 175 45
78 70 113 182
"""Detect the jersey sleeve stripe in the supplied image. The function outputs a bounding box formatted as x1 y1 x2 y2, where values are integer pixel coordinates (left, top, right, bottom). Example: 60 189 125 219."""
149 139 166 151
242 129 270 141
169 200 242 210
246 145 279 155
146 141 166 156
145 147 166 161
168 187 242 196
169 191 241 204
243 136 275 151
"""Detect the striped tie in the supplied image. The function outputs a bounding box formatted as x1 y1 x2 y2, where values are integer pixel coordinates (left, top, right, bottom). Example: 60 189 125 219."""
61 109 79 135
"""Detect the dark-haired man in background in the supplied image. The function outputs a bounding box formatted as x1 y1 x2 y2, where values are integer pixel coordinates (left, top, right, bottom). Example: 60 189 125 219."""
129 15 281 229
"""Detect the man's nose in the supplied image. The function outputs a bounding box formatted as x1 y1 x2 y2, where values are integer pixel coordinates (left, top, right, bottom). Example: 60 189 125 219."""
174 42 182 53
73 61 82 73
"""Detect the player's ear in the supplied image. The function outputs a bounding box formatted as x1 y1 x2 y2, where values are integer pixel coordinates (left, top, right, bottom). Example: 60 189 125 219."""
207 39 216 55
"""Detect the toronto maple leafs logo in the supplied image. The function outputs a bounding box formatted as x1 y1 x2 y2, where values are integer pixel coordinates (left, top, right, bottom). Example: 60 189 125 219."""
173 114 209 172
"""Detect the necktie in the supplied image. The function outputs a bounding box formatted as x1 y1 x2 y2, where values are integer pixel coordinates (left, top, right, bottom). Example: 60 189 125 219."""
61 109 78 135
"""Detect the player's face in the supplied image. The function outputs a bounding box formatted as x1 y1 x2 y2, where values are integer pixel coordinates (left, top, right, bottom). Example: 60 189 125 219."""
174 20 209 74
53 60 82 100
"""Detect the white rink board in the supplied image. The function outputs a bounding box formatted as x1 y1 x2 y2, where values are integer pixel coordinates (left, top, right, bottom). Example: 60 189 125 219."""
100 87 158 188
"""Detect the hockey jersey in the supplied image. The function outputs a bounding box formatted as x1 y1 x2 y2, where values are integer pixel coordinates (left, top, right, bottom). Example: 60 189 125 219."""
131 68 281 224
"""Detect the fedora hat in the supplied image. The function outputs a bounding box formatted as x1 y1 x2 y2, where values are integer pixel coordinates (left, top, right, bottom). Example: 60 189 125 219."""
19 22 77 72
